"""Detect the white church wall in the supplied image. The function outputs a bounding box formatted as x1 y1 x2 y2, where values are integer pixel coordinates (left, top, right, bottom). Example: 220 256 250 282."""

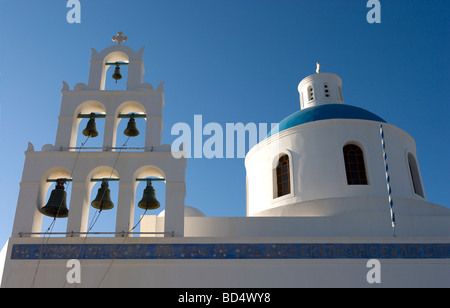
2 237 449 288
139 197 450 238
0 240 9 285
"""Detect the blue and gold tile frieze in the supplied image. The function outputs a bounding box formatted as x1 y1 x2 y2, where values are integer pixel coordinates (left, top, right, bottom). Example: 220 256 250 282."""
10 243 450 260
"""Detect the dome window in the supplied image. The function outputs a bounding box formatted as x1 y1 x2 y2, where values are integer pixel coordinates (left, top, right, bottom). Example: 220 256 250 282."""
308 86 314 102
324 83 330 98
343 144 368 185
408 153 424 198
276 154 291 197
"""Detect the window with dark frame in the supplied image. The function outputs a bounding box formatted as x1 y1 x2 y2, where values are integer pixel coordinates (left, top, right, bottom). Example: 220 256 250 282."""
343 144 368 185
276 154 291 197
408 153 424 197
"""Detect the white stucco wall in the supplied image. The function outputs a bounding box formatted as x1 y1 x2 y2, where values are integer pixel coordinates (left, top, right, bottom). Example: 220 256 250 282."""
0 240 8 285
2 237 448 288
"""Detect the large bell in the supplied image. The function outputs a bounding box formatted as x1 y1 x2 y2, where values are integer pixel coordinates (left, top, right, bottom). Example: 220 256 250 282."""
91 180 114 211
124 115 140 137
82 113 99 138
40 179 69 218
138 180 160 210
112 63 122 83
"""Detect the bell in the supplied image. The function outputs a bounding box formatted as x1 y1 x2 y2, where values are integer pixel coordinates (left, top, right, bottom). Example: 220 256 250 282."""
91 180 114 211
124 115 140 137
40 179 69 218
82 113 99 138
138 180 160 210
112 63 122 83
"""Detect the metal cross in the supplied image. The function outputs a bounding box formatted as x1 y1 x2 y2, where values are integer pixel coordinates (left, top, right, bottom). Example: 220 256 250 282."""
112 32 128 45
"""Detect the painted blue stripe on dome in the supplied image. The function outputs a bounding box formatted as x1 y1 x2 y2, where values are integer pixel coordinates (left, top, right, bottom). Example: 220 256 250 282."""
267 104 386 138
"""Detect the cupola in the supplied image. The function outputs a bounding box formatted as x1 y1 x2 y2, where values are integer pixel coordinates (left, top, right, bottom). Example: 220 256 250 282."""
298 63 344 109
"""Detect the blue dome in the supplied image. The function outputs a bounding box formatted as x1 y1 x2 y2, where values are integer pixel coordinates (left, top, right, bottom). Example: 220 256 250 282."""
267 104 386 138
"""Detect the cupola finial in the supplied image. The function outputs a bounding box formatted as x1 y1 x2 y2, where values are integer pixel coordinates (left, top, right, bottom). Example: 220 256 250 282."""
316 62 321 74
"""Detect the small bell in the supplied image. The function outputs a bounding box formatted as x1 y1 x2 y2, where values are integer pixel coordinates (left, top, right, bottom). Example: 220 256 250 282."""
82 113 99 138
138 180 160 210
124 114 140 137
40 179 69 218
112 63 122 83
91 179 114 211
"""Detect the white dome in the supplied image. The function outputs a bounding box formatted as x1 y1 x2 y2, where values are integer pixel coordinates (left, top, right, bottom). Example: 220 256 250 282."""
157 206 206 217
245 72 425 217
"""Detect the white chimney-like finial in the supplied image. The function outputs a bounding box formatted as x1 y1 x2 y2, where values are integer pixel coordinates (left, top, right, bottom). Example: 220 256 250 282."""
316 62 321 74
298 71 344 110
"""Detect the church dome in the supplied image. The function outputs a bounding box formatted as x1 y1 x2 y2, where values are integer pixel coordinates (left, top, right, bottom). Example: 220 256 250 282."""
157 206 206 217
245 68 426 218
267 104 386 138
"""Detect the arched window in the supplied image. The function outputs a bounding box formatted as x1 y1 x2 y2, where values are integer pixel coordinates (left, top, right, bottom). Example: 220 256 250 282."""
343 144 368 185
276 154 291 197
308 86 314 102
324 83 330 98
408 153 424 197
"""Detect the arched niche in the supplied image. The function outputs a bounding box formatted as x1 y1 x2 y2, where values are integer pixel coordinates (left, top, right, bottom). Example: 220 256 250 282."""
85 166 120 199
39 167 72 212
88 45 145 91
38 167 72 234
102 51 130 90
71 100 107 148
82 166 120 234
133 165 166 199
133 165 166 190
132 165 167 226
114 101 147 148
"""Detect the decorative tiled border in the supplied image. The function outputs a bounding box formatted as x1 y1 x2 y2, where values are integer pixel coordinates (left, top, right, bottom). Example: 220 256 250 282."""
11 243 450 260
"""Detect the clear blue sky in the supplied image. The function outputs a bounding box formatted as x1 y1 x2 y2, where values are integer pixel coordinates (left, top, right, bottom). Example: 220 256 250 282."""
0 0 448 243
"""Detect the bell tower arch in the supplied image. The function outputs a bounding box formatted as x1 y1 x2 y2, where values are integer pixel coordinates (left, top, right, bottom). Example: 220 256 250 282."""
55 35 164 151
11 33 186 239
87 45 145 91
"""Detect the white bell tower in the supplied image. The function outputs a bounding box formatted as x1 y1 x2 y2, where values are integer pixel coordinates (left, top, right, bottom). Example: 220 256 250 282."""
11 33 187 238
